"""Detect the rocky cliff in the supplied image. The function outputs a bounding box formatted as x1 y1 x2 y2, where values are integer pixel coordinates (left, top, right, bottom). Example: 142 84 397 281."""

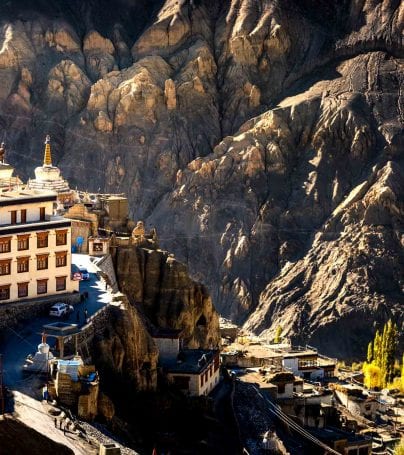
92 296 159 392
1 0 403 356
115 245 220 349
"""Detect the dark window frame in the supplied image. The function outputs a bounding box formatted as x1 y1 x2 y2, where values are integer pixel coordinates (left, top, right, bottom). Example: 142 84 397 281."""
0 260 11 276
37 280 48 295
37 255 48 270
56 276 67 291
17 282 29 298
0 285 10 300
17 257 29 273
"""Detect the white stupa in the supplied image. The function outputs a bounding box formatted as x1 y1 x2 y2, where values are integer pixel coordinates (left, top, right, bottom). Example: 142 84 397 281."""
23 335 54 373
0 143 22 189
28 135 71 194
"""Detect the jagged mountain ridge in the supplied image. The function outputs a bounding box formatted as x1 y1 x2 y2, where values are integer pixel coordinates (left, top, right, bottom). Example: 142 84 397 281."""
0 0 403 357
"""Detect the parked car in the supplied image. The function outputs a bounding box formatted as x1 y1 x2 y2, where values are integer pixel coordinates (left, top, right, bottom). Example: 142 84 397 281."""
71 264 82 281
79 267 90 280
49 303 74 317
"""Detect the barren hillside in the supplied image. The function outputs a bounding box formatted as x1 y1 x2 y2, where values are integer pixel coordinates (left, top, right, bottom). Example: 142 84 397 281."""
0 0 403 356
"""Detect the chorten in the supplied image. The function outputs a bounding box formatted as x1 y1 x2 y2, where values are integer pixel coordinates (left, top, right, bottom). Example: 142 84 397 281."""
0 142 22 189
28 135 73 204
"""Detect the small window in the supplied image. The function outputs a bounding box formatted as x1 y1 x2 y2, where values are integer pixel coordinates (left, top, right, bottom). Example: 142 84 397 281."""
56 230 67 246
0 260 11 275
55 251 67 267
10 210 17 225
0 285 10 300
17 235 29 251
201 374 204 386
37 255 48 270
56 276 66 291
214 353 219 372
17 257 29 273
18 282 29 298
0 238 11 253
37 279 48 295
39 207 45 221
277 384 286 394
93 242 103 252
20 209 27 224
37 232 48 248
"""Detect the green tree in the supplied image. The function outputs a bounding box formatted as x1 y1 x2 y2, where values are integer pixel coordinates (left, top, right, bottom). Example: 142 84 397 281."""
274 326 282 344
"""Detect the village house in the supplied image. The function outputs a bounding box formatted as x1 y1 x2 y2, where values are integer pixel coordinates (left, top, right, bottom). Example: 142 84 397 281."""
221 338 336 381
309 427 372 455
332 384 380 421
280 346 337 381
153 329 220 397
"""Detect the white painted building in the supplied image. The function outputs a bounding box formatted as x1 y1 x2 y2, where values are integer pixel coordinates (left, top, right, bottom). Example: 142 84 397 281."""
153 328 182 362
0 188 78 302
282 348 336 381
165 350 221 397
153 329 220 397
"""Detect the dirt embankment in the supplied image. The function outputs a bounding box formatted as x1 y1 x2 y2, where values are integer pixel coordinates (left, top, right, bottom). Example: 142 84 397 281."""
0 418 74 455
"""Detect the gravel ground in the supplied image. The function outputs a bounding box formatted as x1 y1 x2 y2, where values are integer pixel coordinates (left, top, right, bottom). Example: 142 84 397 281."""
78 420 139 455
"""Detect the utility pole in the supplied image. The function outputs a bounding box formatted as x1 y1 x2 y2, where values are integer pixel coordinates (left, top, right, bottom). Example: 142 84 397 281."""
0 354 4 415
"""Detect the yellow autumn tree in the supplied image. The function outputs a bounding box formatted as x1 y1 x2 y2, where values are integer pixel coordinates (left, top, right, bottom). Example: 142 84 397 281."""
363 362 383 389
394 438 404 455
274 326 282 344
401 354 404 391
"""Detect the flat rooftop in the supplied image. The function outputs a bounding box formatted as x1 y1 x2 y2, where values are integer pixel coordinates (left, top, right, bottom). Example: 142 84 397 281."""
162 349 218 375
43 322 80 337
0 216 70 234
0 188 57 206
152 328 182 339
219 317 239 329
309 427 371 445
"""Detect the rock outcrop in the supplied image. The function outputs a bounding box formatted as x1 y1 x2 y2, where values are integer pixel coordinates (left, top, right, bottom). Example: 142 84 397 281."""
0 0 403 356
93 297 159 391
115 245 220 349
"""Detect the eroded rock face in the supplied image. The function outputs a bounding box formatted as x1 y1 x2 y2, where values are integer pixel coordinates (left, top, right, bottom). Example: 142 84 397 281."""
115 245 220 349
94 297 159 391
0 0 403 357
149 51 404 357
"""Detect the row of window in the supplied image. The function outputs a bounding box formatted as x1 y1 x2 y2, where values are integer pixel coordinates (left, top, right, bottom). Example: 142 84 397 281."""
8 207 46 225
0 230 67 253
0 252 68 275
200 364 215 387
298 359 318 369
0 276 67 300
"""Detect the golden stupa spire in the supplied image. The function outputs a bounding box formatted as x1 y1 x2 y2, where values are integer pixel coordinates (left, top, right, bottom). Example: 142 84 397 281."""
43 135 52 166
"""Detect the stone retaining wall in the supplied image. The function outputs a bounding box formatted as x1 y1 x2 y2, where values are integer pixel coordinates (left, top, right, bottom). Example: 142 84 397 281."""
97 254 118 292
0 292 81 331
74 304 118 362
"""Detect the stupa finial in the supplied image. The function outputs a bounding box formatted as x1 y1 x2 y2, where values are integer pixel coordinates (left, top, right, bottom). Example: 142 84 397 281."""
43 135 52 166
